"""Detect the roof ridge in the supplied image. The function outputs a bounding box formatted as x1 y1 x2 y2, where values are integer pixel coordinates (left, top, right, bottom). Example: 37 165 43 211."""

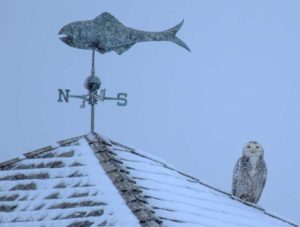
85 133 163 227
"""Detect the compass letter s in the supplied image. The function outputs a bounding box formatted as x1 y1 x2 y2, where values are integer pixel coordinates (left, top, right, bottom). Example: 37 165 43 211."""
117 93 127 106
57 89 70 103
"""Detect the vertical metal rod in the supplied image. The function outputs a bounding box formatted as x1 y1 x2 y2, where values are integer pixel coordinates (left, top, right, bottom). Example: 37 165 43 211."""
91 49 95 77
90 49 96 133
91 102 95 133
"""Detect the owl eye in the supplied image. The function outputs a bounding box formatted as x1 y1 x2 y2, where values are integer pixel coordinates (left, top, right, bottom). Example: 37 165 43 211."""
247 145 251 148
256 146 259 149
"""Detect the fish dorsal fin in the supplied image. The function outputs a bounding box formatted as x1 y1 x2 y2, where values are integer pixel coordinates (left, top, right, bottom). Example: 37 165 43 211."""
94 12 123 26
114 44 134 55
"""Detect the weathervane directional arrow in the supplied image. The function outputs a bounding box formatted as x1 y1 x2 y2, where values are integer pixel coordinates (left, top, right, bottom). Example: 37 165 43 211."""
57 12 189 133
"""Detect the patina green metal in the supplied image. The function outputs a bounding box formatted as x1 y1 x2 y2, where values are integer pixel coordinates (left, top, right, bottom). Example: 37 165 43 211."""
58 12 190 54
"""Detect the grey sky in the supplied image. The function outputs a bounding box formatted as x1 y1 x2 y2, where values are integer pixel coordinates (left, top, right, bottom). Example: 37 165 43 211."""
0 0 299 224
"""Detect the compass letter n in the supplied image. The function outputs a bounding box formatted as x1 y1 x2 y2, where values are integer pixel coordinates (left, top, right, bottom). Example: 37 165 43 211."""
57 89 70 103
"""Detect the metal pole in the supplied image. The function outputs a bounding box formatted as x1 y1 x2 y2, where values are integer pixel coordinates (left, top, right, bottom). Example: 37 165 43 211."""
91 49 95 77
91 101 95 133
90 49 96 133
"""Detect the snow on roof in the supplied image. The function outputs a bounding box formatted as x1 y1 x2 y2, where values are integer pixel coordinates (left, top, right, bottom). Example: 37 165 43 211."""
0 133 297 227
0 136 139 227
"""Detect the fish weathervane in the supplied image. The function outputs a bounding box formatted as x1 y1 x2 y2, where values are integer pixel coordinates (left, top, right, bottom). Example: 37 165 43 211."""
58 12 190 54
57 12 190 133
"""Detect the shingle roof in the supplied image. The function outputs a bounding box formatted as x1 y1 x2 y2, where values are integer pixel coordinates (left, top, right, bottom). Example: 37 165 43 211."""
0 133 297 227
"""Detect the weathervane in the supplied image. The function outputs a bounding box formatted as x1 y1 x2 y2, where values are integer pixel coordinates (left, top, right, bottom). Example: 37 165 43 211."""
57 12 190 133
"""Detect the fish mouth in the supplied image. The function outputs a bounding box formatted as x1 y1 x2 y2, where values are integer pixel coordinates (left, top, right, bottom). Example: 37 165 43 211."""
58 27 72 43
58 31 68 40
58 33 73 45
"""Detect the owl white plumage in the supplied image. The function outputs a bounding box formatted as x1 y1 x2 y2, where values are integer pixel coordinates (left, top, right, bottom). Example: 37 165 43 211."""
232 141 267 204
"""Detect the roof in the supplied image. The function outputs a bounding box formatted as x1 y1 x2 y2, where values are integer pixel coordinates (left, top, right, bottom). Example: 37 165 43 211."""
0 133 297 227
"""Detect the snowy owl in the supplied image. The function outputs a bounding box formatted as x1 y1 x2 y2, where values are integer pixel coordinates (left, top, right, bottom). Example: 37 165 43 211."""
232 141 267 204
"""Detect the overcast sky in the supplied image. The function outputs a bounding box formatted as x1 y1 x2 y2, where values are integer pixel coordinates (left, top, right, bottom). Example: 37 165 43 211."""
0 0 299 224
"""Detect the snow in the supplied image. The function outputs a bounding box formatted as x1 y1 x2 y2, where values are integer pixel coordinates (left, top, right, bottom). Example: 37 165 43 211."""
0 138 139 227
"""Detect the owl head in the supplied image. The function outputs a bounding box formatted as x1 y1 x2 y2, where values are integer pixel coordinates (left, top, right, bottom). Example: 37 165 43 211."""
242 141 264 158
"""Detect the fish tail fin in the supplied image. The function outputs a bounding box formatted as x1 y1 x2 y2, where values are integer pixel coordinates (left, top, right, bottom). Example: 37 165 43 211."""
164 20 191 52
